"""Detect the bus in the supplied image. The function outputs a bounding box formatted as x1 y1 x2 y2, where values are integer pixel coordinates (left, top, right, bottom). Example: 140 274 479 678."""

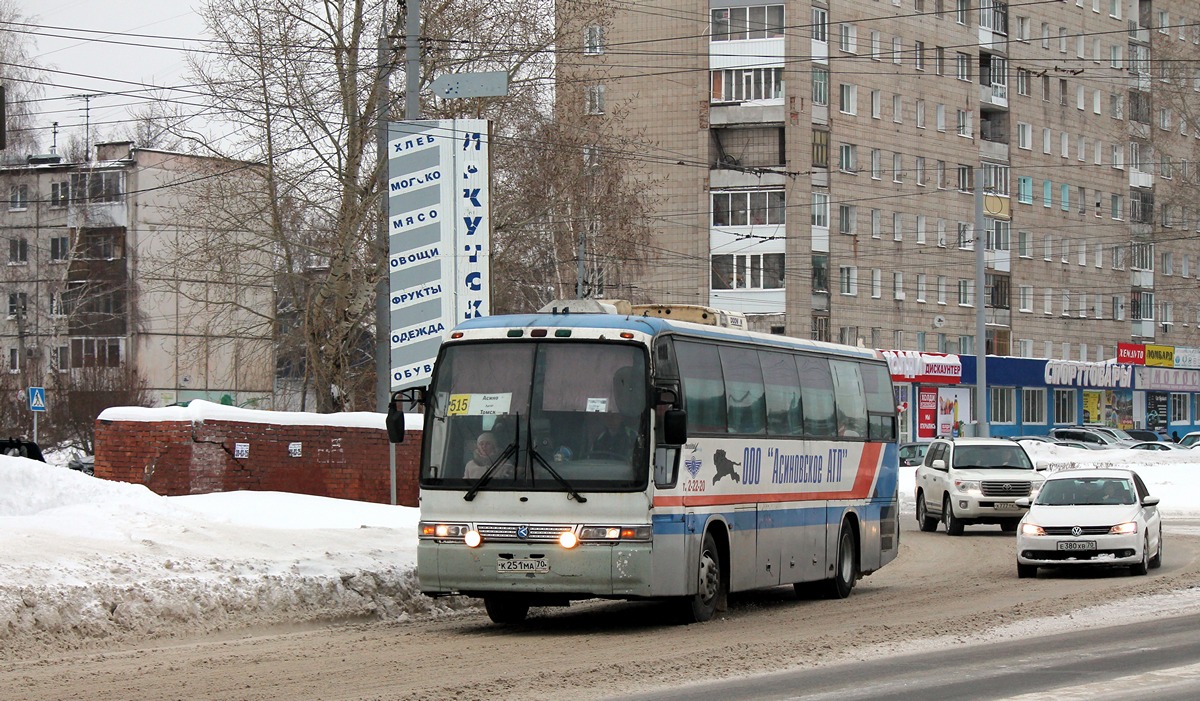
391 303 900 624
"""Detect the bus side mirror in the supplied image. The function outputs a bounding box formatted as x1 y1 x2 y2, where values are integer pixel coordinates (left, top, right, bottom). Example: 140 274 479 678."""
663 408 687 445
386 396 405 443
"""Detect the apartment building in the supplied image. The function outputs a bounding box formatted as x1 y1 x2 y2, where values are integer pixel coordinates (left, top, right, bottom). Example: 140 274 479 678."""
562 0 1200 361
0 141 275 407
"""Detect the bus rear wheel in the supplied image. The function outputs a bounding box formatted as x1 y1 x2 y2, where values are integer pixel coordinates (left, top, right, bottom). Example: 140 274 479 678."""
819 523 858 599
678 531 725 623
483 595 530 624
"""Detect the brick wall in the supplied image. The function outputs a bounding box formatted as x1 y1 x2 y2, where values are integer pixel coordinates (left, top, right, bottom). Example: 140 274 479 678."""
93 403 423 506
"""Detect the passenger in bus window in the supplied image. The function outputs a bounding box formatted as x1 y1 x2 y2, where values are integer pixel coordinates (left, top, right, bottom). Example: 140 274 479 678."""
463 432 513 479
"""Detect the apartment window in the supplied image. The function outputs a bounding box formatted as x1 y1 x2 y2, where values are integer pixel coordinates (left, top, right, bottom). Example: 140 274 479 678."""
936 104 946 132
811 192 829 227
1112 295 1125 320
955 52 971 80
8 238 27 265
838 204 857 234
70 337 121 368
8 185 28 211
711 253 785 289
711 190 786 226
871 269 882 298
956 109 971 137
584 25 605 54
1017 230 1031 257
1018 285 1032 312
1043 288 1053 314
957 222 972 249
870 31 881 60
1015 16 1029 41
915 99 925 128
957 165 972 192
935 47 945 75
916 274 927 302
711 5 786 40
812 129 829 168
955 0 969 25
936 161 946 189
7 292 26 318
1132 290 1155 321
1017 176 1032 203
957 279 974 306
811 7 828 42
1017 69 1029 96
893 211 903 240
916 158 926 186
893 272 905 300
50 236 70 262
812 66 829 106
937 276 947 304
982 162 1008 195
870 89 881 118
871 209 881 238
892 94 902 123
1058 27 1067 53
892 153 904 183
839 84 858 114
711 68 784 102
1022 388 1046 424
892 37 902 64
914 41 925 70
871 149 882 179
839 143 858 173
585 85 605 114
839 23 857 53
50 181 69 208
839 266 858 295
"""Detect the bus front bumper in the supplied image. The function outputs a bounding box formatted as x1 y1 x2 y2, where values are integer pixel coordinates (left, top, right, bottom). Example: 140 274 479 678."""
417 540 654 598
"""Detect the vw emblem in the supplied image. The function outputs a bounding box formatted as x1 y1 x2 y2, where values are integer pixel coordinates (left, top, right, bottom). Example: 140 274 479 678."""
516 525 530 540
1071 526 1082 537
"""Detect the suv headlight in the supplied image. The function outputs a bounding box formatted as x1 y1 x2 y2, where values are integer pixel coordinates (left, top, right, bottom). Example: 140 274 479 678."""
953 479 981 494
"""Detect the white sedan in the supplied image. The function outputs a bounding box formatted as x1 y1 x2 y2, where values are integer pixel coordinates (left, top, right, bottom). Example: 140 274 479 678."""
1015 468 1162 578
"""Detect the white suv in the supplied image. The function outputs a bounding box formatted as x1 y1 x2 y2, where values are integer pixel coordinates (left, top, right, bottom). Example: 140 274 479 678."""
915 438 1044 535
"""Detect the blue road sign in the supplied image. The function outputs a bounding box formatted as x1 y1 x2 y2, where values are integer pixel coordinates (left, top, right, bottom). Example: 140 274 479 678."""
28 386 46 412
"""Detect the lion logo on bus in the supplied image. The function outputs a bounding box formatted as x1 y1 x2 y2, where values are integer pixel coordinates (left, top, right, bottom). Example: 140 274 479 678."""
712 449 741 484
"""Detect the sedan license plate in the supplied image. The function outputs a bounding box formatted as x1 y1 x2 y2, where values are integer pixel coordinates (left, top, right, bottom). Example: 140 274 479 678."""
497 558 549 573
1057 540 1097 551
993 502 1020 510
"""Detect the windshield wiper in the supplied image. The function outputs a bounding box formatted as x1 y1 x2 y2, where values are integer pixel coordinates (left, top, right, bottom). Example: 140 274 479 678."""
529 446 587 503
464 414 521 502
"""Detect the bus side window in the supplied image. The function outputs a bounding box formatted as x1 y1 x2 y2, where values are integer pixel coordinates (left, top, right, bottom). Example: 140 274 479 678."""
719 345 766 435
654 447 679 488
761 349 803 436
674 341 727 434
797 355 836 438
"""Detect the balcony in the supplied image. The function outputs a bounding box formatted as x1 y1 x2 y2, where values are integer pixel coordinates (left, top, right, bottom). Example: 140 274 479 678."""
980 83 1008 108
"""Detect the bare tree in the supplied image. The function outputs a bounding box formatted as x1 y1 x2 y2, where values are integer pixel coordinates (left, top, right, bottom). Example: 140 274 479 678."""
0 0 46 159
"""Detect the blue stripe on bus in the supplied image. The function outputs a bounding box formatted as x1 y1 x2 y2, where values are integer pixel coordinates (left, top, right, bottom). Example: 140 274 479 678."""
651 502 890 536
873 442 901 499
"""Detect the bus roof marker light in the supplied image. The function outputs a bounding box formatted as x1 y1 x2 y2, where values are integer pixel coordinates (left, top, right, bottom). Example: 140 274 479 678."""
506 330 523 337
554 329 572 337
531 329 548 337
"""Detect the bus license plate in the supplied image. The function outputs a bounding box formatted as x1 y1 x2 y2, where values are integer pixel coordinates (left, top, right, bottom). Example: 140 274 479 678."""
1057 541 1096 551
497 558 549 573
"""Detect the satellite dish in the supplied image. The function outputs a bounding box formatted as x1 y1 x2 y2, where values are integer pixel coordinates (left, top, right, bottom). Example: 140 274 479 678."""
933 315 946 328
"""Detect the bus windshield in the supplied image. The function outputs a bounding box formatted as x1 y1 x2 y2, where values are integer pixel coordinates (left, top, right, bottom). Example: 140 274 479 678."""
422 341 650 492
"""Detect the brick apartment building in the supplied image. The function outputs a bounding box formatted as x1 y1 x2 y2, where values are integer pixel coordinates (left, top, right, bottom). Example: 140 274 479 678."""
561 0 1200 361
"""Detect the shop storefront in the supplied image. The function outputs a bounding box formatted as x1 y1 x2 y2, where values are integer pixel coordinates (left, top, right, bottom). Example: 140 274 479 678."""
882 351 962 443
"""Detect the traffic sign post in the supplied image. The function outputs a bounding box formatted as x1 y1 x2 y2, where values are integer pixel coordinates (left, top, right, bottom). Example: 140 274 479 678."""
27 386 45 443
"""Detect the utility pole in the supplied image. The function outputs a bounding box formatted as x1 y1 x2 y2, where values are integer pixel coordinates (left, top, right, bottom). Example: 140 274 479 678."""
974 165 989 438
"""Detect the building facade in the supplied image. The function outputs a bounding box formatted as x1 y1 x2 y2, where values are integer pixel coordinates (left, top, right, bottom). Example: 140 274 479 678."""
564 0 1200 363
0 142 275 408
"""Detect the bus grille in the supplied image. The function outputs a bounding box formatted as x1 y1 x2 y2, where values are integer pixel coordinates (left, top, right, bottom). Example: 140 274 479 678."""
476 523 574 542
981 481 1031 497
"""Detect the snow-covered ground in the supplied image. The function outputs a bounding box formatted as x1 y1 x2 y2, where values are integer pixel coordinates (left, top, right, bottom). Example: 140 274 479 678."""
2 440 1199 656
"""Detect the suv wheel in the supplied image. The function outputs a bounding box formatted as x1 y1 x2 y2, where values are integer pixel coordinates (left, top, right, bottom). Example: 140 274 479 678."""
916 493 939 532
943 496 964 536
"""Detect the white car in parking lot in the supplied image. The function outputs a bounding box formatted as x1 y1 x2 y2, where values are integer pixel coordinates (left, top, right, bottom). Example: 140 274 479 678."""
1015 468 1162 578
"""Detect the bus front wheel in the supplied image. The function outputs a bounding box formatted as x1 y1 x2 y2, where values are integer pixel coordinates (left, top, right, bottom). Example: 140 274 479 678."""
483 594 530 624
679 531 725 623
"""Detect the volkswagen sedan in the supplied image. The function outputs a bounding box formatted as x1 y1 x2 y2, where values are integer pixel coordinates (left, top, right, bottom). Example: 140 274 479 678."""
1015 468 1162 578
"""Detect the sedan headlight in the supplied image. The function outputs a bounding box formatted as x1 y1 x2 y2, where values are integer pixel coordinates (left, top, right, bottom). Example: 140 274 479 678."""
1109 521 1138 535
1020 522 1045 537
953 479 981 494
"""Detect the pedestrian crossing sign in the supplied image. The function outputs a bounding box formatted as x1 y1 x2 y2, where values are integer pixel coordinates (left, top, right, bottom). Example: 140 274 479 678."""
28 387 46 412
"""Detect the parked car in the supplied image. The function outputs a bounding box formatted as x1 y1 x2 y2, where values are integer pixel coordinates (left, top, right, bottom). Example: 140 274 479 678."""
1051 440 1105 450
67 454 95 476
1048 427 1136 449
1013 435 1056 443
898 442 929 467
1015 468 1162 578
0 437 45 462
1124 429 1162 442
1178 431 1200 448
1128 441 1190 452
915 437 1044 535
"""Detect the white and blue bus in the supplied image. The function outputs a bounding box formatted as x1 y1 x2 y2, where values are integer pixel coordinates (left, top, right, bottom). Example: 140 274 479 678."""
393 304 900 624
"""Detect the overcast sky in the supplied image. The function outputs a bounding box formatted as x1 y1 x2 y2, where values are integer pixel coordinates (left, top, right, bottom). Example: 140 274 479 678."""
11 0 205 151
